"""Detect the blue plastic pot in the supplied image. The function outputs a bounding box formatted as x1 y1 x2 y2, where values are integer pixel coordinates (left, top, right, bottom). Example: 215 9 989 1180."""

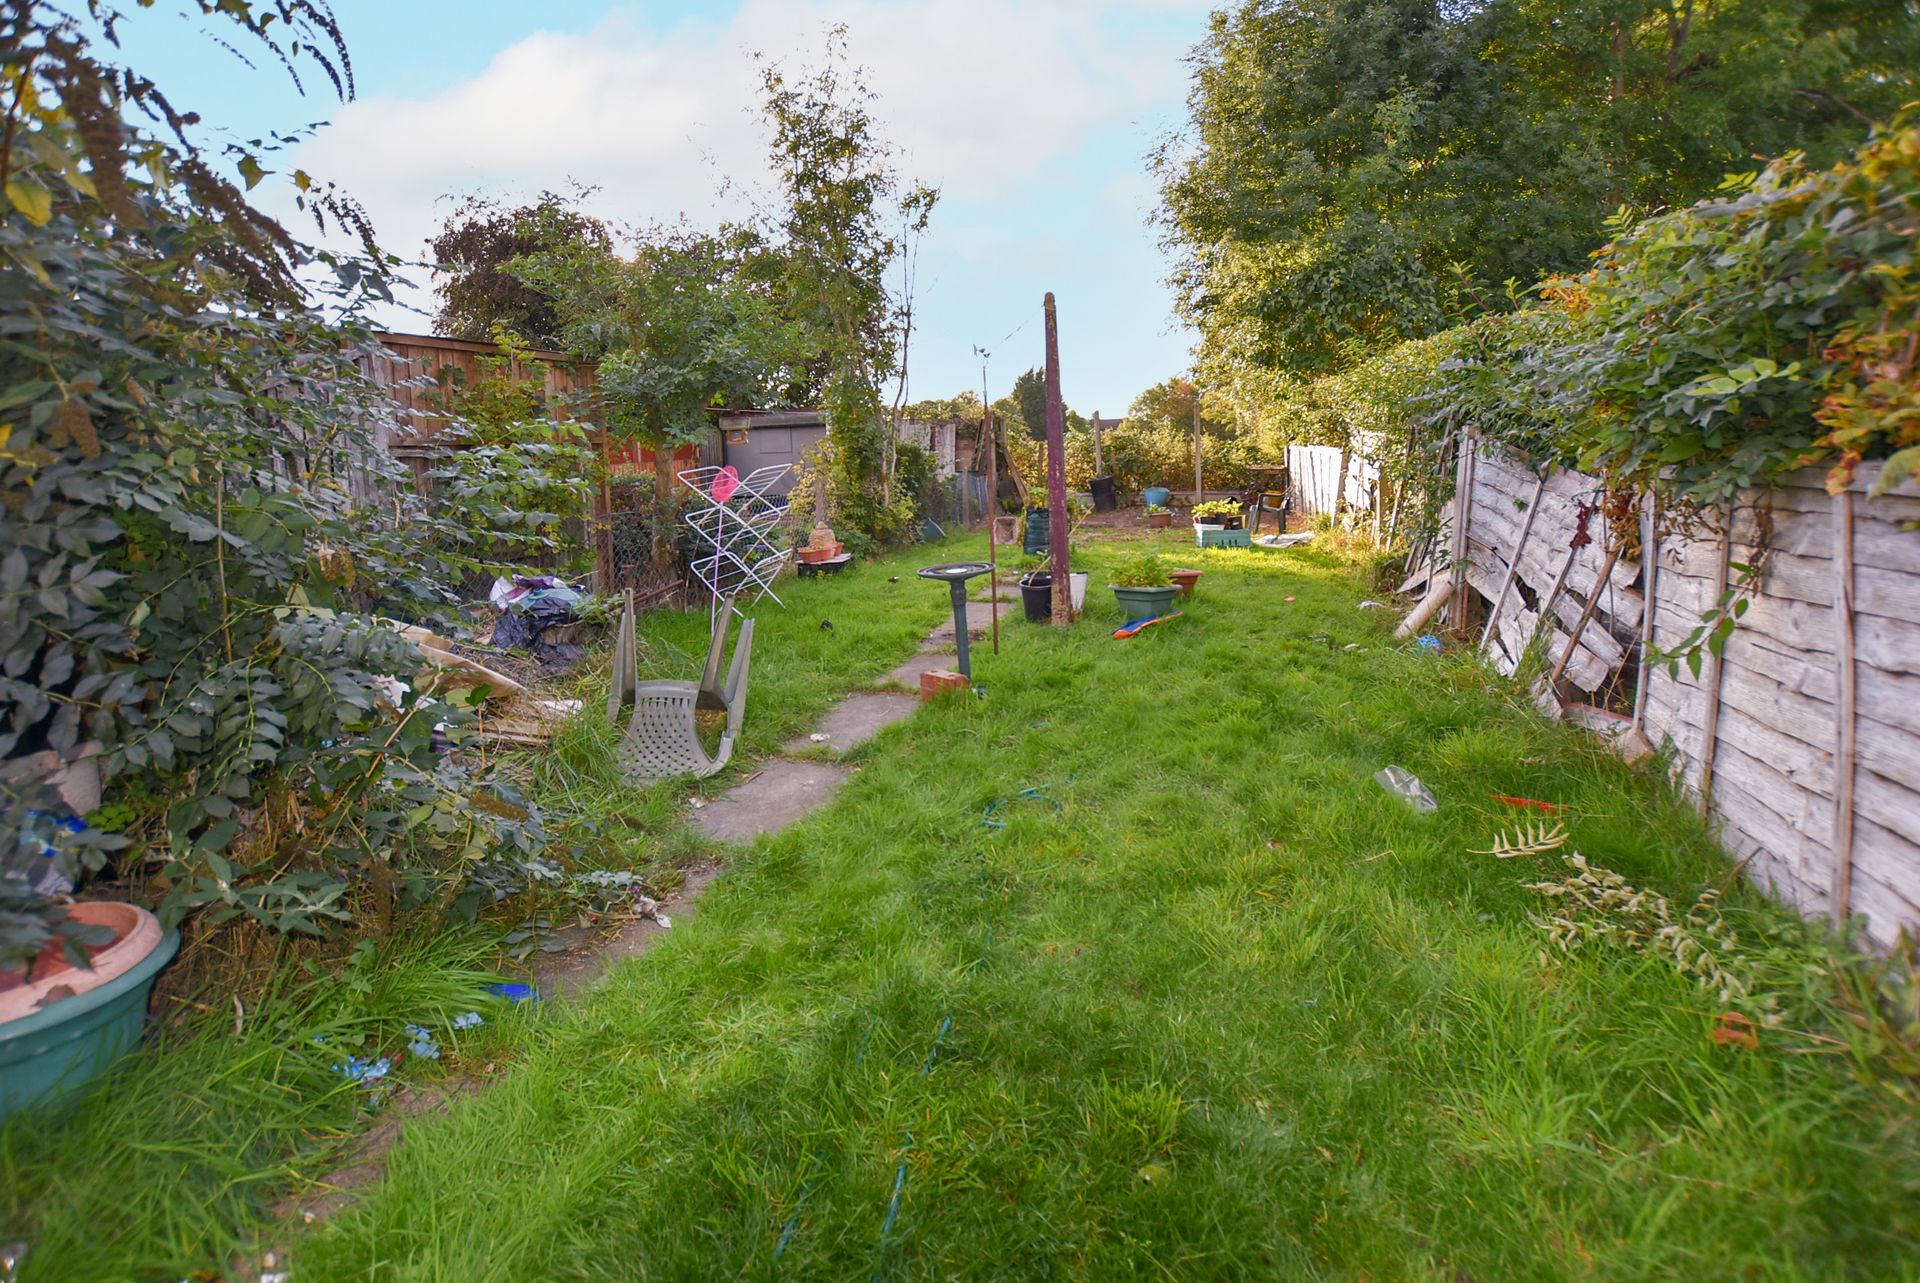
1143 486 1172 508
0 926 179 1122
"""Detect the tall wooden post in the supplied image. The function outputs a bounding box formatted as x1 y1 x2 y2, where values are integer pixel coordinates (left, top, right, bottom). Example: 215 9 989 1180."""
1043 294 1072 624
1192 387 1204 501
1092 411 1105 477
982 361 1000 655
1830 490 1857 926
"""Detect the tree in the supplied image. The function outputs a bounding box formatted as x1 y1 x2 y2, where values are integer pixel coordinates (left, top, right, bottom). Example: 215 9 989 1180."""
427 190 612 347
1157 0 1920 382
758 28 937 542
518 222 792 567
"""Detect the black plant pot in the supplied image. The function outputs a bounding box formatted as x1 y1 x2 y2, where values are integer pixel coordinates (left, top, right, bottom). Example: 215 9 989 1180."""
1019 572 1053 623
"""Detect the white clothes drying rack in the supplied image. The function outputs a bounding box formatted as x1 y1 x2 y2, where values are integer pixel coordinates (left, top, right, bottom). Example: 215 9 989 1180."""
677 463 793 622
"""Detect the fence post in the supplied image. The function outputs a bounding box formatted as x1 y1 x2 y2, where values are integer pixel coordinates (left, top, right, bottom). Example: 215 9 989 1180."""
1696 517 1732 818
1631 492 1658 735
1446 428 1477 631
1830 489 1858 927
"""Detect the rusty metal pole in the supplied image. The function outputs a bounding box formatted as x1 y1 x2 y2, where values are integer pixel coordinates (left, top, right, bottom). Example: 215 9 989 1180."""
1043 293 1072 624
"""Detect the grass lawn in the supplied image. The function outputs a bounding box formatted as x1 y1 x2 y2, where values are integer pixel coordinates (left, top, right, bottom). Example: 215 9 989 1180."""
272 531 1915 1281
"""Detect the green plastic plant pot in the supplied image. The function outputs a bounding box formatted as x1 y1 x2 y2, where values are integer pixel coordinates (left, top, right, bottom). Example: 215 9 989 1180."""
0 925 178 1122
1111 585 1179 620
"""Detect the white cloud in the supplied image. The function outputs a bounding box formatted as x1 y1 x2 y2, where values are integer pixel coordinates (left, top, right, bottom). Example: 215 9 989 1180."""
290 0 1200 280
270 0 1210 405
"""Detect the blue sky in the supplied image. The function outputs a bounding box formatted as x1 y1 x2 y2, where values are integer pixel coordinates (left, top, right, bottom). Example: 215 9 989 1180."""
106 0 1211 418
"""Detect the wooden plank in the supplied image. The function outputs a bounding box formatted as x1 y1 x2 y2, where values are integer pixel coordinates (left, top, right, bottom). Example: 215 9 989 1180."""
1474 468 1551 653
1849 815 1920 949
1633 493 1657 733
1830 491 1857 926
1466 488 1643 628
1697 527 1732 817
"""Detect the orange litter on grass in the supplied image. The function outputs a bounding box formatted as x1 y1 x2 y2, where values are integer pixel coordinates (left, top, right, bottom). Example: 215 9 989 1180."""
1490 794 1564 814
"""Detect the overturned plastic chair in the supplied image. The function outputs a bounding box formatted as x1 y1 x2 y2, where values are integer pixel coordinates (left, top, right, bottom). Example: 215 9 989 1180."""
606 591 754 781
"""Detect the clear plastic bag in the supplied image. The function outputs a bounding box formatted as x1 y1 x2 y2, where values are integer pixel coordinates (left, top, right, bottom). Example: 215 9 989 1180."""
1374 765 1438 812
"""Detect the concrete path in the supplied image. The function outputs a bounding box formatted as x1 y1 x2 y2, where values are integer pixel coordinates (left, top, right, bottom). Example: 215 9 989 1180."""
784 691 918 755
690 759 853 843
880 652 956 689
924 598 1007 647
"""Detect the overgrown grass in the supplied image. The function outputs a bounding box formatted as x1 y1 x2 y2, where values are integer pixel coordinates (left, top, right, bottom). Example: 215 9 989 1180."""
0 540 966 1282
0 929 514 1281
280 533 1919 1281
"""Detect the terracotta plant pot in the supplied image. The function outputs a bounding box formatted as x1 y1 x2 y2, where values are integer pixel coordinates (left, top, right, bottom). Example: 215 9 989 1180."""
1 902 178 1121
1170 568 1203 597
0 903 163 1022
1145 512 1172 529
798 543 844 565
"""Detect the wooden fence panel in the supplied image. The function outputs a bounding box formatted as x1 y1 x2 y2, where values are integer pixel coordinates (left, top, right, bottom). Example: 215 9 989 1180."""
1453 444 1920 950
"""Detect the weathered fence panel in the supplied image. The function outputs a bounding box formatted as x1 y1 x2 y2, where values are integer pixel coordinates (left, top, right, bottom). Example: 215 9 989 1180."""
1447 440 1920 948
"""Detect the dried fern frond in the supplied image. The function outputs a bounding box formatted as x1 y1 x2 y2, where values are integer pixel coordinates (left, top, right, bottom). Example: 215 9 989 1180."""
1470 821 1568 859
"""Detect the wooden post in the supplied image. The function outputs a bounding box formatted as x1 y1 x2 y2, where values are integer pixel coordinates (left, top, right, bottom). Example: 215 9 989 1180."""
1696 521 1732 818
1631 492 1658 734
980 354 1000 656
593 428 616 593
1191 385 1204 502
1547 542 1622 690
1091 411 1105 478
1830 489 1857 926
1478 470 1549 653
1447 429 1477 630
1043 293 1072 625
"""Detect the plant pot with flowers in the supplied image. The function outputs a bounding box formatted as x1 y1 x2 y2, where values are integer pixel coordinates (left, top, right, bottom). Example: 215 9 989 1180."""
1144 502 1172 529
1108 551 1179 620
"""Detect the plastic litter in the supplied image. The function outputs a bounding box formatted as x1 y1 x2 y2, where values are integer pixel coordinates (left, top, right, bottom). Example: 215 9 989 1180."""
1375 765 1438 812
1358 600 1386 609
404 1024 441 1060
1490 794 1564 814
332 1054 393 1088
809 732 829 742
486 982 538 1003
1112 611 1184 640
1415 634 1442 653
983 785 1062 829
452 1011 484 1030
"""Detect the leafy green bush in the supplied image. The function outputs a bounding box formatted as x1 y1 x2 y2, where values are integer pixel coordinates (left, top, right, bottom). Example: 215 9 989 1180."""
0 13 546 964
1108 552 1172 589
1445 119 1920 505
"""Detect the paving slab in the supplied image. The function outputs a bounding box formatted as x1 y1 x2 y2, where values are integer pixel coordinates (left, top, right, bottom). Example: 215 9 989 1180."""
691 759 852 844
882 651 958 687
784 691 918 754
924 598 1007 645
